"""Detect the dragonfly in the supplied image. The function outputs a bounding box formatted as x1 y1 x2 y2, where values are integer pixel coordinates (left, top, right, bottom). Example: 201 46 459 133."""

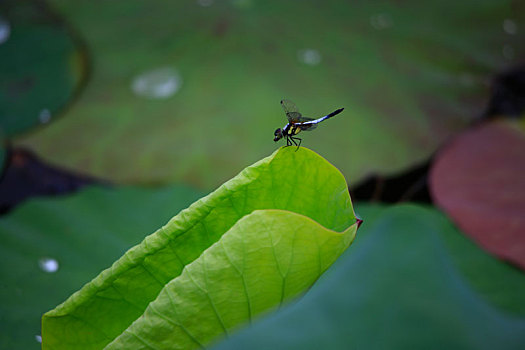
273 99 344 149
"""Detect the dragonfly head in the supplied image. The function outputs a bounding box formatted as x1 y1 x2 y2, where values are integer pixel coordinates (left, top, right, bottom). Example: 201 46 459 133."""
274 128 283 142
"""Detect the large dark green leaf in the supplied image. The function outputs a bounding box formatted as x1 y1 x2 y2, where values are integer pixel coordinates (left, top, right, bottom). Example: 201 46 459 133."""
0 0 86 137
0 185 203 349
42 147 358 349
213 204 525 350
16 0 524 187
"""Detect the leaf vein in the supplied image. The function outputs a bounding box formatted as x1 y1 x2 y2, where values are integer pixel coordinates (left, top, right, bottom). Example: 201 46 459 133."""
185 266 229 335
149 302 205 349
126 328 160 350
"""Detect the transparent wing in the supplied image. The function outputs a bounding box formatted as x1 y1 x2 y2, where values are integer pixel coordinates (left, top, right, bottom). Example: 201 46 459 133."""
281 99 302 122
281 99 299 113
297 116 318 131
298 121 318 131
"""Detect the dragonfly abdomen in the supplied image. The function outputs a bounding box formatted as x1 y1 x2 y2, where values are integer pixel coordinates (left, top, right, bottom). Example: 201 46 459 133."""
315 108 344 124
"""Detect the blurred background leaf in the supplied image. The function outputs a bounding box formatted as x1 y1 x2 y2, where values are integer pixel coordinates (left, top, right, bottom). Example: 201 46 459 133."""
13 0 525 188
0 0 87 138
430 120 525 269
213 204 525 350
0 185 203 349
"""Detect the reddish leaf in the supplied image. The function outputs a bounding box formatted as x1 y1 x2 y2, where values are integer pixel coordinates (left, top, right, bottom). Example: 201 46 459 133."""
430 120 525 269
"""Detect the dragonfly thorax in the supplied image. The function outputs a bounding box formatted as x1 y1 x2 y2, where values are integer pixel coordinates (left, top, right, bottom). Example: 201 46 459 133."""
274 123 296 142
283 123 301 136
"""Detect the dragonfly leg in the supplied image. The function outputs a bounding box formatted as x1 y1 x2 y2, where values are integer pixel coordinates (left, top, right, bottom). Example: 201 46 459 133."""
292 137 302 151
286 137 292 147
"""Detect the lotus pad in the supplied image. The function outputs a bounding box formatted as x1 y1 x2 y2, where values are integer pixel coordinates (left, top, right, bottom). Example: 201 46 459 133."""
41 147 359 349
0 0 86 137
15 0 524 187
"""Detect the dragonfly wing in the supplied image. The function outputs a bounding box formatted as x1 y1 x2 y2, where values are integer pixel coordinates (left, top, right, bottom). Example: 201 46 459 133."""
281 99 299 113
281 99 303 122
299 123 317 131
286 111 302 123
297 116 318 131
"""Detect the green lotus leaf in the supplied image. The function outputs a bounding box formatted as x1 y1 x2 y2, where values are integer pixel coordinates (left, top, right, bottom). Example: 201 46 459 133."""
42 147 359 349
0 0 86 137
15 0 523 187
213 204 525 350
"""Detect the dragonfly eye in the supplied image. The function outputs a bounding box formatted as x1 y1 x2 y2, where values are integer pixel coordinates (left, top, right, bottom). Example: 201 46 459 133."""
273 128 282 141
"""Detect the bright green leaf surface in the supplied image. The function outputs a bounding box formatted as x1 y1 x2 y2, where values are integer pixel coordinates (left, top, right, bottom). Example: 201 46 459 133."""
0 0 86 137
15 0 524 187
0 185 203 350
42 147 358 349
213 204 525 350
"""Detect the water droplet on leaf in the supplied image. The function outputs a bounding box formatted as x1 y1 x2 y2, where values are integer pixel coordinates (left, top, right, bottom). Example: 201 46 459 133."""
131 67 182 99
39 109 51 123
0 17 10 45
297 49 322 66
38 257 59 273
503 19 517 35
370 13 393 30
